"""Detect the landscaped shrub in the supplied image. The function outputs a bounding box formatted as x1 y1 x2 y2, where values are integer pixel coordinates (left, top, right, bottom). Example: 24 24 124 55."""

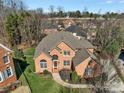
43 70 52 79
71 71 80 83
59 69 71 81
14 48 26 60
43 70 51 75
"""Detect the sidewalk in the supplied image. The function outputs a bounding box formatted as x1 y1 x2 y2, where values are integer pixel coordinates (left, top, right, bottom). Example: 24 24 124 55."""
52 73 94 89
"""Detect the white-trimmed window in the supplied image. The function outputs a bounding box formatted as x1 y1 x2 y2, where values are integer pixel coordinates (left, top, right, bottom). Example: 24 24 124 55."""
85 67 93 76
40 60 47 68
63 51 70 56
0 72 3 83
6 67 13 77
64 60 70 66
3 56 10 64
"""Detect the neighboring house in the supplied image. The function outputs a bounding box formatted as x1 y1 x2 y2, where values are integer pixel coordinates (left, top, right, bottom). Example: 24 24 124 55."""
34 32 101 78
65 25 97 42
63 19 76 28
0 44 17 87
65 25 87 38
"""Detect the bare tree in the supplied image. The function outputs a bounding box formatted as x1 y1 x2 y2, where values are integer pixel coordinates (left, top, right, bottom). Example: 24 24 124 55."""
36 8 43 15
57 6 64 17
49 5 54 17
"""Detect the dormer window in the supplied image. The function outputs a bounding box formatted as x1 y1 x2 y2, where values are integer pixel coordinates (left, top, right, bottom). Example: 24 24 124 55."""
3 56 9 64
63 51 70 56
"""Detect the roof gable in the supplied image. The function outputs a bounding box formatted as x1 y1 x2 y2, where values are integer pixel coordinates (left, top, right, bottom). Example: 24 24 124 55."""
34 32 94 58
72 48 90 66
0 43 12 52
50 41 75 52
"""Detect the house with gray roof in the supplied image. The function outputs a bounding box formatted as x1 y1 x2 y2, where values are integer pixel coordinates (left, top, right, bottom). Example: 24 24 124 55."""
34 31 101 78
65 25 87 38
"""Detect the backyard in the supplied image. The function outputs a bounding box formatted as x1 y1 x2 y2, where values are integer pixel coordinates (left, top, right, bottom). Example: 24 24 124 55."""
14 48 91 93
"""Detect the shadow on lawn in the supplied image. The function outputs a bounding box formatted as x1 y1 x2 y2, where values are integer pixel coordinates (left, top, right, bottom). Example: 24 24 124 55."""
13 58 29 79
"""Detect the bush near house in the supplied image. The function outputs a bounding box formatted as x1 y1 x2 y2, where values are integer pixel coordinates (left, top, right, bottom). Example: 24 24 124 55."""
59 69 71 81
43 70 51 75
71 71 80 83
43 70 52 79
14 48 26 60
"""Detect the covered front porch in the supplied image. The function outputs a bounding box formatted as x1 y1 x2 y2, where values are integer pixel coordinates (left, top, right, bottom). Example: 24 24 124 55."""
52 55 59 73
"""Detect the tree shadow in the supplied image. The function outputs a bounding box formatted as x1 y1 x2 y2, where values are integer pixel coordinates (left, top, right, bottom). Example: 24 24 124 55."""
13 58 29 79
119 50 124 61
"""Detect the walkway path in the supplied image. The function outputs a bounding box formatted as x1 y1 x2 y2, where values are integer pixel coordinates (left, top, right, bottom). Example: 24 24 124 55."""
52 73 94 89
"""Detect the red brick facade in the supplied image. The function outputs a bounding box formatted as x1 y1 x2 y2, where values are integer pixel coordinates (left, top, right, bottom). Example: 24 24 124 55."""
0 46 17 88
35 41 99 77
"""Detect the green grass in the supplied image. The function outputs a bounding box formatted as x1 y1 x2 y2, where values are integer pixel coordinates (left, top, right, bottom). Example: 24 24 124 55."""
25 72 62 93
21 48 62 93
17 48 91 93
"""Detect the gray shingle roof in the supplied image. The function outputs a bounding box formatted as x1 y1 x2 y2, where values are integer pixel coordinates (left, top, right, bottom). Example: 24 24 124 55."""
72 49 90 66
65 25 87 37
34 31 94 58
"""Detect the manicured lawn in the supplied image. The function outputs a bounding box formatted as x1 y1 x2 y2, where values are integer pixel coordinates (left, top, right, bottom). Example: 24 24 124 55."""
25 73 62 93
17 48 91 93
22 48 62 93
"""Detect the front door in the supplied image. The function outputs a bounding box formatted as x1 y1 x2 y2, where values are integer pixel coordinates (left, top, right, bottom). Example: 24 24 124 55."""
54 61 57 68
53 61 58 73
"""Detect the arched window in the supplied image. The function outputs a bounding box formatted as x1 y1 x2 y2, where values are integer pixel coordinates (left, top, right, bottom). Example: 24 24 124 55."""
52 55 58 61
40 60 47 68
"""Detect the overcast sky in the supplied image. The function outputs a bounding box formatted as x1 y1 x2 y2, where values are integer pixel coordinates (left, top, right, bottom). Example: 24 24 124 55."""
23 0 124 13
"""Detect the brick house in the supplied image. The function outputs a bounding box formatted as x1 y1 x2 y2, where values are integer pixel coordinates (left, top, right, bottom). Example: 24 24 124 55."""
65 25 87 38
0 44 17 87
34 32 101 78
63 19 76 28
